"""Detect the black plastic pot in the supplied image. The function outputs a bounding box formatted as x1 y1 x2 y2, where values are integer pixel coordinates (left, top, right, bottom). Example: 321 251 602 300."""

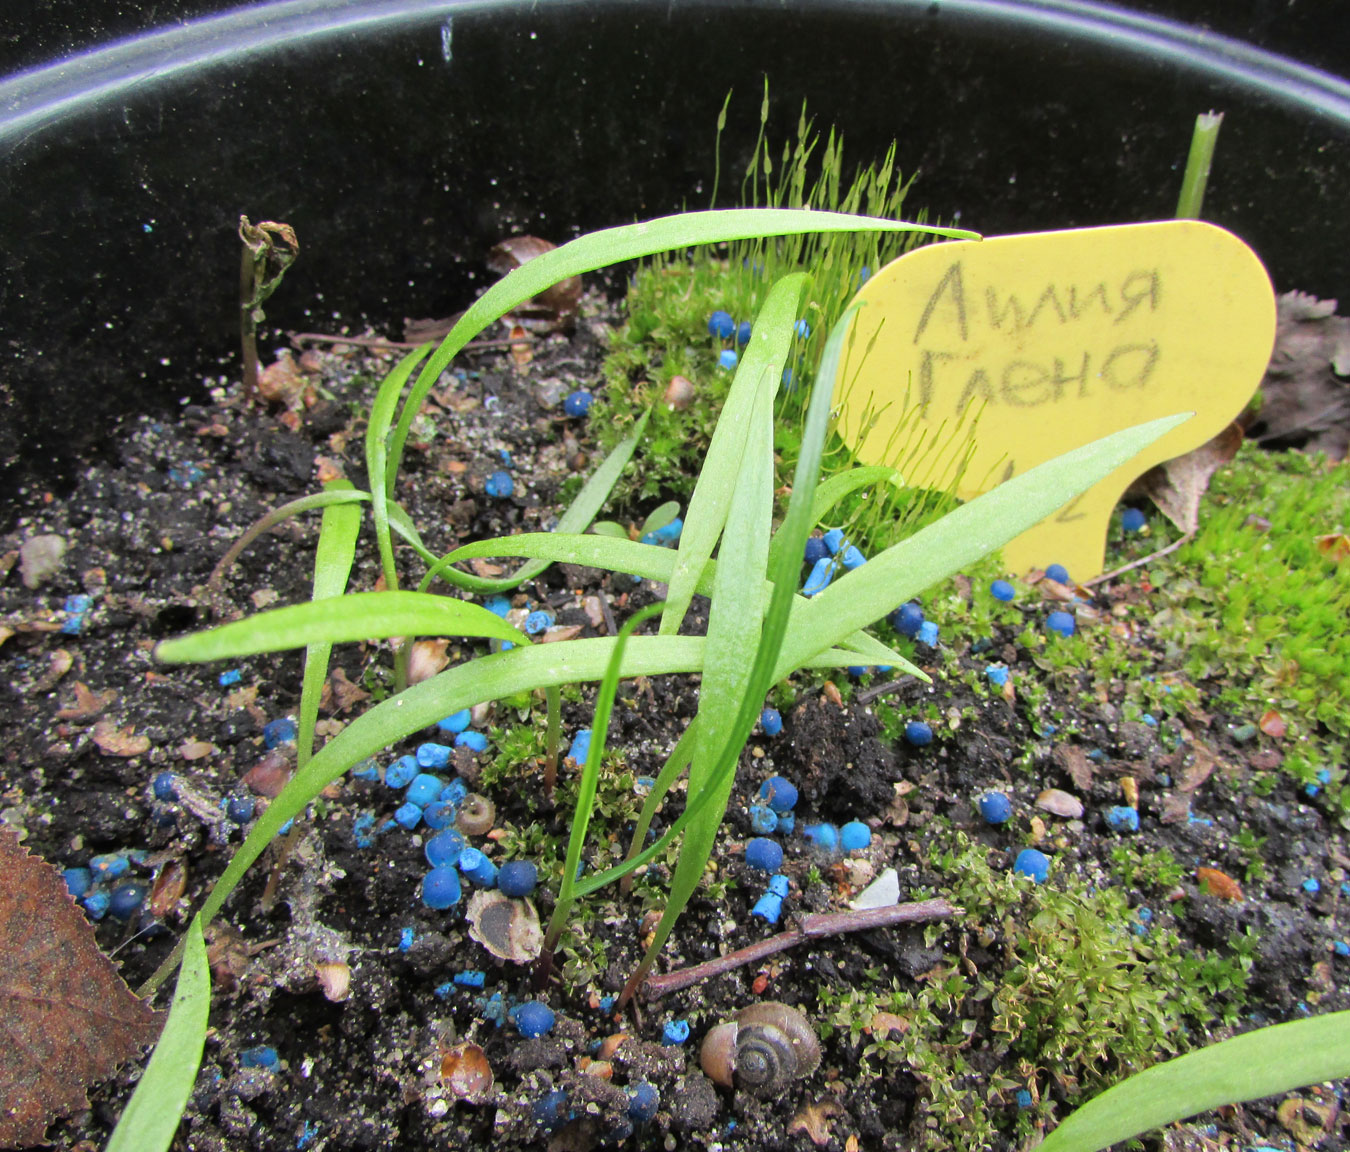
3 0 1349 514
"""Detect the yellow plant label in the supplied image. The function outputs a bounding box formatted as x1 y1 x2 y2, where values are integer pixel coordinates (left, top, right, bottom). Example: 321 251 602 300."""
835 221 1275 579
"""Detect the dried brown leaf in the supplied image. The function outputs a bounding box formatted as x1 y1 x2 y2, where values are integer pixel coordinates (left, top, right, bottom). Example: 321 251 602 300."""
90 721 151 758
787 1099 843 1146
55 682 116 721
0 830 160 1146
1052 744 1094 792
1137 421 1244 535
1251 291 1350 458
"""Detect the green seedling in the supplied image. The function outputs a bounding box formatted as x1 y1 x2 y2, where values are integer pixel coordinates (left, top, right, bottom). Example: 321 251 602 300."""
141 204 1189 1146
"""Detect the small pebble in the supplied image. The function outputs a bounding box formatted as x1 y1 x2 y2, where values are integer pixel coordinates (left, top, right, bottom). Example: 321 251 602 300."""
455 731 489 753
1013 848 1050 883
801 555 836 596
1334 941 1350 957
262 717 297 748
240 1046 279 1070
1044 563 1070 584
533 1089 570 1129
744 838 784 872
1036 789 1084 819
1015 1089 1033 1109
794 319 812 339
978 792 1012 825
707 310 735 339
990 579 1015 601
850 867 900 910
438 709 472 734
803 537 829 566
891 602 924 637
803 823 840 853
425 829 467 869
512 1001 556 1038
718 349 738 370
751 889 785 924
399 927 415 951
749 805 778 835
497 860 538 898
454 969 486 987
394 802 423 830
1045 610 1076 638
1303 877 1321 894
758 775 797 812
823 528 846 554
218 669 243 687
840 821 872 852
422 866 463 909
441 779 469 806
406 773 445 809
759 708 783 737
151 772 178 802
485 470 514 499
108 882 147 921
840 544 866 570
484 595 512 618
225 795 255 825
524 610 555 635
83 891 110 920
917 620 939 646
904 721 934 747
63 867 93 899
563 390 594 417
458 848 498 888
985 664 1009 687
1105 806 1140 833
661 1019 690 1046
735 321 752 346
568 729 592 763
1121 507 1147 532
388 755 421 787
628 1082 660 1124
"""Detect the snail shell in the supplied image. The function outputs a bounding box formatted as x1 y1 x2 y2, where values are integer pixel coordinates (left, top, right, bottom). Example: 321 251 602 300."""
486 235 582 328
699 1001 821 1097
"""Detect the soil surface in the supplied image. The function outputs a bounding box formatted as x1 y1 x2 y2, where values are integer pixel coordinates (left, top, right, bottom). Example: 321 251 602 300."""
1 288 1347 1152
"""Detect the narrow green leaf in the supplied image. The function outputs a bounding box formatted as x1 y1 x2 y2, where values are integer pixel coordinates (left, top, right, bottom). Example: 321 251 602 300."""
155 591 525 663
773 413 1193 679
662 273 810 634
1038 1011 1350 1152
298 480 362 768
388 209 979 500
107 915 209 1152
365 345 433 589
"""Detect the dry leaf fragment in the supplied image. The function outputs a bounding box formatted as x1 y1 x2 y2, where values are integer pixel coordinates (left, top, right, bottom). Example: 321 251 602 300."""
0 830 161 1146
90 720 151 757
1052 744 1095 792
1196 867 1244 901
1136 421 1244 535
787 1099 843 1146
55 682 116 721
1315 533 1350 562
1259 710 1288 739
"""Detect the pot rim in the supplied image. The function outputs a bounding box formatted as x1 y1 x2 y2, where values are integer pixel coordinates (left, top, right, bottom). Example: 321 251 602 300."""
3 0 1350 148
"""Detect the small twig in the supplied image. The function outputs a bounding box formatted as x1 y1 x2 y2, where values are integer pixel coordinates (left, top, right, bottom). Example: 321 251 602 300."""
856 676 917 706
289 331 535 353
1085 531 1195 588
641 897 957 1000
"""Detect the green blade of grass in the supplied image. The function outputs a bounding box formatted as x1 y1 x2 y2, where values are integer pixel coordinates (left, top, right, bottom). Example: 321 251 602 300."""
364 345 433 588
1037 1011 1350 1152
545 601 666 951
660 272 810 634
772 412 1194 679
388 209 979 498
297 480 362 769
106 915 209 1152
154 590 525 663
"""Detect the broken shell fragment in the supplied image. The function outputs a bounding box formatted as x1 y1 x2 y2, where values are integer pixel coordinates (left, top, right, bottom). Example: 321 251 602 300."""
1035 788 1084 819
466 889 542 963
316 960 351 1002
440 1042 494 1104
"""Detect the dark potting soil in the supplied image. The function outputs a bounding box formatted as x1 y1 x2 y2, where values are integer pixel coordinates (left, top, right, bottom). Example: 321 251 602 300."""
1 287 1347 1152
